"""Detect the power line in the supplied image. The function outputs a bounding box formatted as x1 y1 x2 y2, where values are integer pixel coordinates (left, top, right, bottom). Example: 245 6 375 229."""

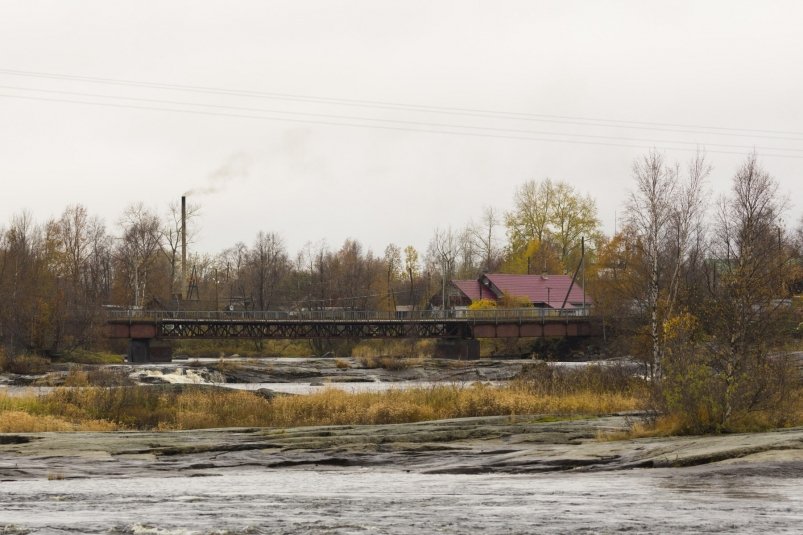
3 84 802 154
4 91 803 159
1 67 802 141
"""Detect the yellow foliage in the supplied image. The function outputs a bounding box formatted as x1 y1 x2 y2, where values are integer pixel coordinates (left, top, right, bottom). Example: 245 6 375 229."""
662 312 701 343
503 239 563 275
497 292 532 308
468 298 497 310
0 410 117 432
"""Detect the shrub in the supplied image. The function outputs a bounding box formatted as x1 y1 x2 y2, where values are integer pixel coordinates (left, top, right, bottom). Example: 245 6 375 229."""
64 366 134 387
468 298 497 310
656 312 802 434
0 352 51 374
513 361 644 397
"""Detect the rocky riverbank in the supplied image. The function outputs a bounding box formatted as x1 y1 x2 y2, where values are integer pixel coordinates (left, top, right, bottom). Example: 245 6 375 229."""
1 415 801 481
0 357 543 388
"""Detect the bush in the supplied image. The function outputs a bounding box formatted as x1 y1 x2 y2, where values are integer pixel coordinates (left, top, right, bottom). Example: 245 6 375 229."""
657 312 802 434
64 366 134 387
0 351 51 374
468 298 497 310
513 360 644 397
355 355 421 370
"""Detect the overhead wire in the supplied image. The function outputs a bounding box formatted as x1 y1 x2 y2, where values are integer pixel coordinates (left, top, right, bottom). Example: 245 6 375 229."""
2 84 801 155
2 69 802 158
0 91 774 158
4 91 803 159
2 67 803 140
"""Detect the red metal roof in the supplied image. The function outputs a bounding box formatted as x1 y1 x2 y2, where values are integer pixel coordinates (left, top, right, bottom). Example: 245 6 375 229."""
451 279 493 302
452 274 591 308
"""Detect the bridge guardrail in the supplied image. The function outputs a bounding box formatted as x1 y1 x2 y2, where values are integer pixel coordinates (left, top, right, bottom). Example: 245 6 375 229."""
105 307 591 322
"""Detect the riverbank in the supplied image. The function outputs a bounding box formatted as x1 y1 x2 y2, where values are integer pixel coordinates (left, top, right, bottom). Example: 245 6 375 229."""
1 415 801 479
1 415 801 533
0 357 542 387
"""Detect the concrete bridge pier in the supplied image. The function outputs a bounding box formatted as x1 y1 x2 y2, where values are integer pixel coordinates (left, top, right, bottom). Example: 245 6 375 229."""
433 338 480 360
126 338 172 363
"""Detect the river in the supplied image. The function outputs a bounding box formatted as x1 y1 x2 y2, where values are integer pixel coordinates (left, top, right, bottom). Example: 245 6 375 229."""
1 463 801 534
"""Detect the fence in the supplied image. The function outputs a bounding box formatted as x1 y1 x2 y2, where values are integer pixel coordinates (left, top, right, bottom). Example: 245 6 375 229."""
105 307 592 322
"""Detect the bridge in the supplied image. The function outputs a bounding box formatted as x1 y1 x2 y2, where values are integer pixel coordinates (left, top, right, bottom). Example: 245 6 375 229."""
105 308 598 362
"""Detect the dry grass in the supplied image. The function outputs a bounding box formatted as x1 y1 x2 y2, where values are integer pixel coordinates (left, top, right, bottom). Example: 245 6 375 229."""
63 366 134 387
351 339 435 359
0 410 117 432
0 381 643 432
334 358 351 369
57 350 124 365
174 339 312 358
513 361 646 398
265 385 641 427
355 355 422 370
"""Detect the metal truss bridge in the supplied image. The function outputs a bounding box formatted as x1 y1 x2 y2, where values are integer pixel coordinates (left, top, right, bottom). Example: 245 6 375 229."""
105 308 597 341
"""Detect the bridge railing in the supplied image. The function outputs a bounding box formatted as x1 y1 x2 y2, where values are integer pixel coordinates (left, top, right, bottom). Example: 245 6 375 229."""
105 307 592 322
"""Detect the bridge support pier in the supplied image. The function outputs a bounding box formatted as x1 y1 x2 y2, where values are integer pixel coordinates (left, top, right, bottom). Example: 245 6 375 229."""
127 339 172 363
434 338 480 360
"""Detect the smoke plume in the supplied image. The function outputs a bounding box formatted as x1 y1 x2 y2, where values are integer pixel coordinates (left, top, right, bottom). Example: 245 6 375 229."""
185 152 252 197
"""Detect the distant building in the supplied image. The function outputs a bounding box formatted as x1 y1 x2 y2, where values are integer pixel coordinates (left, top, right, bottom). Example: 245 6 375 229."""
449 273 591 310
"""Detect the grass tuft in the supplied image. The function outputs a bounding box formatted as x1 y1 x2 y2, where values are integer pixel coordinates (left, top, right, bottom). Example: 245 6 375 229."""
0 382 643 432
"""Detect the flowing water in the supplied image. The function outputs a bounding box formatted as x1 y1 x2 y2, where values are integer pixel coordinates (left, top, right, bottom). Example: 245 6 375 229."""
1 464 801 534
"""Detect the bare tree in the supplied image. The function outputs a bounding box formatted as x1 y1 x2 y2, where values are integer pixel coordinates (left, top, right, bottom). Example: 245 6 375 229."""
383 243 402 311
116 203 163 307
403 245 419 309
217 241 249 308
329 239 377 310
0 212 47 351
626 150 679 377
665 152 710 319
710 155 791 420
51 204 111 347
468 206 502 273
427 227 459 310
248 231 289 310
162 199 201 298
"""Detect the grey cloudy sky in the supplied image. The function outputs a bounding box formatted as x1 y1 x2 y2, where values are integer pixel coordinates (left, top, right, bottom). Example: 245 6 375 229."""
1 0 801 257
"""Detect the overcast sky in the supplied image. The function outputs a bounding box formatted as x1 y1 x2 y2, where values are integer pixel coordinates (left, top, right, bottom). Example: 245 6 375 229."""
1 1 801 258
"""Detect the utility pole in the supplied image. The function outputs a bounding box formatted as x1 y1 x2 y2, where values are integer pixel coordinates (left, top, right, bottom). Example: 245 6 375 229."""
441 257 446 315
181 195 187 300
581 236 586 313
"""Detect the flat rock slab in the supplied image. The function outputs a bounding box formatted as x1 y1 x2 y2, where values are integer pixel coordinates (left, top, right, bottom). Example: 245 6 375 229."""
1 415 801 481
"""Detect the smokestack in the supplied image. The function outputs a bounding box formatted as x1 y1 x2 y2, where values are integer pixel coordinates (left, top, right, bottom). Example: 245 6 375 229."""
181 195 187 299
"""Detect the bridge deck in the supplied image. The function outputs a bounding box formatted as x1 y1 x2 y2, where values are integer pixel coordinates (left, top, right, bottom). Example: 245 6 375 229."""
106 308 597 340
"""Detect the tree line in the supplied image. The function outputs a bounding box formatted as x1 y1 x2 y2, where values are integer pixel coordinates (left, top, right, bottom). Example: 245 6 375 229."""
0 175 606 355
0 151 801 371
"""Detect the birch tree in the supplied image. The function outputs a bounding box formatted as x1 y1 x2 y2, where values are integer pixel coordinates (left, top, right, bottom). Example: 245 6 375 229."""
626 151 679 378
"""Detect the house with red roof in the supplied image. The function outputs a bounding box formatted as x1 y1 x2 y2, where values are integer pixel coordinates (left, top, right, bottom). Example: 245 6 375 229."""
449 273 591 310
